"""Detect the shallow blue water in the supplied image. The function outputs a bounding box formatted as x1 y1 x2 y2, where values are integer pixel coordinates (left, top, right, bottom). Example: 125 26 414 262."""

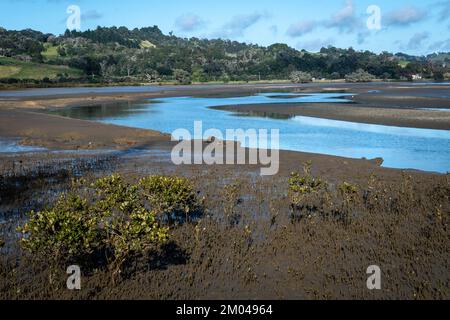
418 108 450 112
51 93 450 173
0 139 46 153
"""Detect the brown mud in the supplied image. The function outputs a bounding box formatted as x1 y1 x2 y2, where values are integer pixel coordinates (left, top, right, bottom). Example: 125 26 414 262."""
0 144 448 300
0 82 449 300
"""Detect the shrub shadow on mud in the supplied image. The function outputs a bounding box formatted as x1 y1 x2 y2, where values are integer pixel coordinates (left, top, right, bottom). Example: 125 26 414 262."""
146 241 189 271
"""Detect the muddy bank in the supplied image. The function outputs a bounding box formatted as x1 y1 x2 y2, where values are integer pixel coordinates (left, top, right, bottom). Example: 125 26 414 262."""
1 82 449 132
0 109 169 150
0 83 303 110
210 83 450 130
0 82 448 154
0 82 449 300
0 147 448 300
213 102 450 130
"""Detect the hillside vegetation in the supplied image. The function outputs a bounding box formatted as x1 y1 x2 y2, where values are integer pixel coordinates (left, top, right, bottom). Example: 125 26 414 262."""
0 26 449 86
0 56 83 80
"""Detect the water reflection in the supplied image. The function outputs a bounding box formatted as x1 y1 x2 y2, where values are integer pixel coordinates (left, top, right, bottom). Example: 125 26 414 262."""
48 93 450 173
48 101 156 120
231 111 294 120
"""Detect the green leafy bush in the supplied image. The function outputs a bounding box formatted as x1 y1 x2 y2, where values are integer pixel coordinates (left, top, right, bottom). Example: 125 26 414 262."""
337 182 359 224
92 174 170 273
345 69 376 83
140 176 201 224
289 172 326 196
173 69 192 85
338 182 358 203
288 164 361 223
289 162 326 199
289 162 330 220
107 206 169 276
19 194 101 262
290 71 313 83
93 174 141 216
17 174 189 274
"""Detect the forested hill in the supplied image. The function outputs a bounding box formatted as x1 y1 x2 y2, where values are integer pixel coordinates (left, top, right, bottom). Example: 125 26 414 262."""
0 26 449 85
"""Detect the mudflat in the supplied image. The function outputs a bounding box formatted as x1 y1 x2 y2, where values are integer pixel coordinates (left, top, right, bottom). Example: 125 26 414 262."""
0 108 168 150
212 83 450 130
0 82 449 300
213 102 450 130
0 82 449 151
0 82 448 172
0 135 447 300
1 82 449 136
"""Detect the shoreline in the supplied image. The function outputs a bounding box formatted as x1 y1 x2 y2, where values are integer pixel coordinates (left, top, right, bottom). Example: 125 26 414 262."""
1 82 449 126
1 82 448 300
0 82 449 175
212 102 450 130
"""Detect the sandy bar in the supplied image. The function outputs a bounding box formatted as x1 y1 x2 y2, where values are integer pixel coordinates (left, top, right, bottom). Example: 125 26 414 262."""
0 82 448 173
213 102 450 130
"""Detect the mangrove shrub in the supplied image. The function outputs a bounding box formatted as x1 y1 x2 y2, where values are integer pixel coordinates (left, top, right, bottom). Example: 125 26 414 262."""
17 174 201 272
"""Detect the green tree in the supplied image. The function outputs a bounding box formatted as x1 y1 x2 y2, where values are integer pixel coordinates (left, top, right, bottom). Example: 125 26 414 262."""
290 71 313 83
192 67 207 82
345 69 376 83
173 69 192 85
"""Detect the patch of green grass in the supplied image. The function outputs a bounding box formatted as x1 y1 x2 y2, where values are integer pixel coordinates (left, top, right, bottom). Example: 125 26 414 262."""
140 40 156 49
0 56 83 80
42 43 59 60
0 65 21 78
398 60 409 68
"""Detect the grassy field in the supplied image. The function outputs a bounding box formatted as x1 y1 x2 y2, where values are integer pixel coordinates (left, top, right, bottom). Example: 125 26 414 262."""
140 40 156 49
0 56 83 80
398 60 409 68
41 43 59 60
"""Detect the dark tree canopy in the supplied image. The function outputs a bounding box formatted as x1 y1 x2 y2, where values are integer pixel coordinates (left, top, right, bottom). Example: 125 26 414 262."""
0 26 449 84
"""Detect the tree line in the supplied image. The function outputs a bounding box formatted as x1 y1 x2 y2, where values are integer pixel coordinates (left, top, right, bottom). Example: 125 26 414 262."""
1 26 449 85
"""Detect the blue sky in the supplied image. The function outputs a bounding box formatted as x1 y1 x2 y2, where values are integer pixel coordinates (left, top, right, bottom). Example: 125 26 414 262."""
1 0 449 55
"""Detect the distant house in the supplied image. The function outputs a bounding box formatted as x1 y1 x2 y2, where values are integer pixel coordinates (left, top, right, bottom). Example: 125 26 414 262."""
412 74 422 80
14 54 33 62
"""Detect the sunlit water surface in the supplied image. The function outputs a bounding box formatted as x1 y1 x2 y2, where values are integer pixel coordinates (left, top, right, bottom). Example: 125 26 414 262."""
49 93 450 173
0 139 46 153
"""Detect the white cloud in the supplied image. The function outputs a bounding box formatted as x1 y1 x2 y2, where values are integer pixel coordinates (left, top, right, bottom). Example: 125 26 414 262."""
406 32 430 50
212 12 269 38
296 38 334 52
385 6 428 27
287 20 317 37
82 10 102 21
436 0 450 21
428 38 450 52
175 13 206 32
325 0 359 33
